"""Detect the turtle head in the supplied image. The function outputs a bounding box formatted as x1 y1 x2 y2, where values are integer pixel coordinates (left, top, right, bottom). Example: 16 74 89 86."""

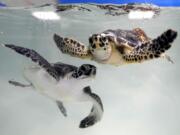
72 64 96 79
89 33 112 61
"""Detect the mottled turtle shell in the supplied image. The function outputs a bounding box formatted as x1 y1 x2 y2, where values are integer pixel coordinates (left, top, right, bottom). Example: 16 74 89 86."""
103 28 150 48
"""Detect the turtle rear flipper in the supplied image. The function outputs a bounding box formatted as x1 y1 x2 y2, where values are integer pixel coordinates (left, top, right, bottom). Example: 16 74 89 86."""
123 29 178 63
56 100 67 117
53 34 92 59
8 80 32 87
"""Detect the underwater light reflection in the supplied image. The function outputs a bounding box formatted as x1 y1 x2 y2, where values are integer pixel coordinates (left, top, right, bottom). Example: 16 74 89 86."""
128 10 155 19
32 11 60 20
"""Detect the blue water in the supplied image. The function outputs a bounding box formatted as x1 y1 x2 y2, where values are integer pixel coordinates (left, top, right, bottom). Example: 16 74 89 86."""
0 4 180 135
60 0 180 6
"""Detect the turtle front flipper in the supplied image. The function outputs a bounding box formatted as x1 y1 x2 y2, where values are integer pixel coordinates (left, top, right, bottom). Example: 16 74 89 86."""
79 86 103 128
53 34 92 59
123 29 177 63
3 44 59 81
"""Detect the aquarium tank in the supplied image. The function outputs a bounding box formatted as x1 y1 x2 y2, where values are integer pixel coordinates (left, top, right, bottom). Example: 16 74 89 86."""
0 0 180 135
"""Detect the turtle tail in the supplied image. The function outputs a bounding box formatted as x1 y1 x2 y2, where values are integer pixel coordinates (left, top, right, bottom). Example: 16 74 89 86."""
123 29 178 63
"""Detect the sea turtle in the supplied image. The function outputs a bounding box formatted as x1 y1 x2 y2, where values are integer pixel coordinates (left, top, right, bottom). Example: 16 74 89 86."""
2 44 103 128
53 28 177 66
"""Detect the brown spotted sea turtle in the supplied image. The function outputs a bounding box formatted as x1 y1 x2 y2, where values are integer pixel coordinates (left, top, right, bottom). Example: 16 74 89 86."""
53 28 177 66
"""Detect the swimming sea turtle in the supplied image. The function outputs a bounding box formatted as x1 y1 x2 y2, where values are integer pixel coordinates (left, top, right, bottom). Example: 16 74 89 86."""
2 44 103 128
53 28 177 66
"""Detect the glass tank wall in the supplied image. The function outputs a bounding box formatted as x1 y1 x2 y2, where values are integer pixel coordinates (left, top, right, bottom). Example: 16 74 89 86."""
0 1 180 135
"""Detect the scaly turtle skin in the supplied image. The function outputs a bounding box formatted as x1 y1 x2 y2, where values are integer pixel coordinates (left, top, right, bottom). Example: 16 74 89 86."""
53 28 177 66
2 44 103 128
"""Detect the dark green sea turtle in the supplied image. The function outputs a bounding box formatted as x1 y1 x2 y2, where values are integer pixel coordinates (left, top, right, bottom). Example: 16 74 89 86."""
2 44 103 128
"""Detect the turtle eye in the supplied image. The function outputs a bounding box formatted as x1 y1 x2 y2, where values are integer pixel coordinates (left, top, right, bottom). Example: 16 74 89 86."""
77 70 83 76
91 43 96 49
89 37 93 44
107 36 114 42
72 72 78 78
94 37 97 41
99 43 105 47
102 37 106 42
